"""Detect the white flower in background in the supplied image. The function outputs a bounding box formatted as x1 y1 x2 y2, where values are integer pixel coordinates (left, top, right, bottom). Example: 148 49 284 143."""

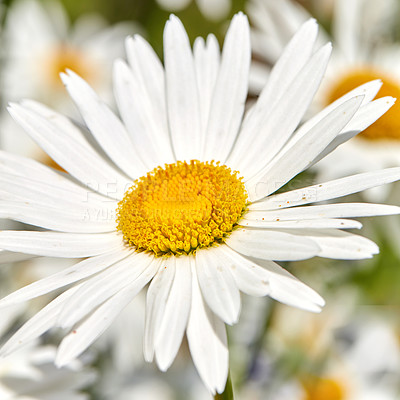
248 0 400 202
155 0 231 21
0 305 96 400
238 297 400 400
0 14 400 394
0 345 96 400
0 0 139 163
273 315 400 400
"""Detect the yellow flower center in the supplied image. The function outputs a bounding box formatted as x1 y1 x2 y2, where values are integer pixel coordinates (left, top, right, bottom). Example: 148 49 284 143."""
302 376 345 400
325 67 400 141
116 160 247 256
42 44 98 89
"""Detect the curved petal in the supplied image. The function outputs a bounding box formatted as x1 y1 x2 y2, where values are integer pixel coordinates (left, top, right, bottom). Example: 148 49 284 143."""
154 255 192 371
226 228 320 261
221 245 324 310
240 218 362 230
0 285 83 357
8 103 130 200
113 59 174 170
57 252 155 328
249 255 325 312
246 95 363 201
0 247 131 308
0 171 116 211
0 201 116 233
143 257 176 362
245 203 400 221
202 13 250 162
0 231 122 258
229 19 319 167
193 34 220 147
55 260 159 367
187 263 228 395
61 70 147 179
195 247 241 325
164 15 201 161
249 168 400 211
0 151 110 204
218 246 271 297
283 228 379 259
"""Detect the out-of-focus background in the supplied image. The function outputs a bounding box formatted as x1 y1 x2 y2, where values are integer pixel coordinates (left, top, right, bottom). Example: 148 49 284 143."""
0 0 400 399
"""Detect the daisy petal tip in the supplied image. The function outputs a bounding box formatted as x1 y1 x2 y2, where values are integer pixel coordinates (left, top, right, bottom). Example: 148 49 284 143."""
54 353 67 369
156 355 173 373
324 41 333 53
167 13 181 26
59 71 69 85
143 351 154 364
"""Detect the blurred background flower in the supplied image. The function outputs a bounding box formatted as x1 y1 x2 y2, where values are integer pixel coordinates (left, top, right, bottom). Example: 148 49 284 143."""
0 0 399 399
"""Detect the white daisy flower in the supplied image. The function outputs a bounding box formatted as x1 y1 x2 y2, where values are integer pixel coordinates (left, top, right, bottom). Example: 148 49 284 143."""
248 0 400 202
0 14 400 394
155 0 231 21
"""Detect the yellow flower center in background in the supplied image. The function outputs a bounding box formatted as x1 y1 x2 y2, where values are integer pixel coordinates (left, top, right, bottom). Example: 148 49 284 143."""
302 376 345 400
116 160 247 256
325 68 400 141
43 44 98 89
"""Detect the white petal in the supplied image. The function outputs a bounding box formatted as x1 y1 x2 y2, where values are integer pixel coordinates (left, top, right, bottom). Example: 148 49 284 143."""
246 95 364 201
193 34 220 143
226 228 320 261
294 80 383 139
0 231 122 258
61 70 146 179
124 35 174 164
0 248 130 308
195 247 241 325
313 96 396 165
164 15 201 161
218 246 271 297
0 170 115 211
202 13 250 162
155 256 192 371
113 59 174 170
55 280 146 367
0 201 116 233
236 43 333 179
143 257 176 362
0 285 83 357
57 252 155 328
125 35 167 127
8 103 130 200
286 229 379 259
0 151 110 205
21 99 94 147
229 19 319 167
239 218 362 230
250 256 325 312
250 168 400 210
245 203 400 221
253 18 318 110
186 263 228 395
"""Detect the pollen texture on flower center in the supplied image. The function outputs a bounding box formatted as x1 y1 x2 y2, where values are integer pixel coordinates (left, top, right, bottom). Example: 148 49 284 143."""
325 67 400 141
116 160 248 256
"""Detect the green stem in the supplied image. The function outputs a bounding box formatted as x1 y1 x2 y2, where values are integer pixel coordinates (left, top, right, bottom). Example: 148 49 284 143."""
214 370 234 400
